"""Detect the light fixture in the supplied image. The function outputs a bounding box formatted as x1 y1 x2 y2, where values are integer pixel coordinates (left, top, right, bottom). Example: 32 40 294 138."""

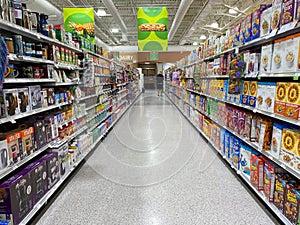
111 28 119 33
96 9 107 17
145 62 150 64
210 21 219 29
200 34 206 40
192 42 198 46
229 7 239 15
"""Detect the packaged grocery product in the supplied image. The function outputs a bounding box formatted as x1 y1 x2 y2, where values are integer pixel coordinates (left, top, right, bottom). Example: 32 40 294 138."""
259 44 273 74
270 123 288 159
252 4 267 40
256 82 276 112
260 7 272 37
271 0 283 32
258 120 273 151
274 82 288 116
281 0 295 26
239 144 253 179
250 153 265 190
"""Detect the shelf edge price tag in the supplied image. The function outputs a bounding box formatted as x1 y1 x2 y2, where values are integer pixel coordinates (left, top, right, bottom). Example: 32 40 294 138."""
293 76 299 81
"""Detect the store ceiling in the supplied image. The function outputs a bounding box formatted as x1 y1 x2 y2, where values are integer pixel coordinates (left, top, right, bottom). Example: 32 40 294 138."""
44 0 266 47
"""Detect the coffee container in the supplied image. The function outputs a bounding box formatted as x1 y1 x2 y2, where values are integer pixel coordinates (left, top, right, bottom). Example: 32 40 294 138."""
35 43 43 58
12 35 23 55
5 37 14 53
13 1 22 26
30 12 40 32
8 0 15 23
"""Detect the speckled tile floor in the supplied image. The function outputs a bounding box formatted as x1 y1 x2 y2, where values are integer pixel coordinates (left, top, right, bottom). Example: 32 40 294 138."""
35 91 280 225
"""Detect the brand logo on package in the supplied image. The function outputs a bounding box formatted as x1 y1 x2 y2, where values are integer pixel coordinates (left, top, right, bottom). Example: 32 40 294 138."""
137 7 168 51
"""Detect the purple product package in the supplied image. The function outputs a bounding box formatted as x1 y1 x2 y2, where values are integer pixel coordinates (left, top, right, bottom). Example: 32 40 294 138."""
24 159 48 205
39 152 60 190
0 170 34 225
295 0 300 21
281 0 295 26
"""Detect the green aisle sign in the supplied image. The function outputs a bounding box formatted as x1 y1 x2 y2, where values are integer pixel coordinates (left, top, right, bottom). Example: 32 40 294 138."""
63 8 95 43
137 7 168 51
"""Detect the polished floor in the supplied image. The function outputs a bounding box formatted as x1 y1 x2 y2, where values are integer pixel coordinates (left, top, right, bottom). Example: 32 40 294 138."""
35 91 279 225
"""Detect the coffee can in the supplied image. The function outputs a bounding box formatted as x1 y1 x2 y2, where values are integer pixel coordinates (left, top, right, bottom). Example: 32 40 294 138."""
12 35 23 55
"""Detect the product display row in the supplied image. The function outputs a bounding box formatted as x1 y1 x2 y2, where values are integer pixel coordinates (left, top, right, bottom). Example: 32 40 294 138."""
166 85 298 225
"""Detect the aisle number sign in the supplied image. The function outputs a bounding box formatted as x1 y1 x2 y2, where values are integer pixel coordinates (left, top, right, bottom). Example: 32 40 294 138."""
137 7 168 51
63 8 95 43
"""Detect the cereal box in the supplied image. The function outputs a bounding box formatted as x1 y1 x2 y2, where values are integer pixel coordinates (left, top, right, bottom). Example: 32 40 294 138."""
264 160 284 202
238 110 246 136
245 13 252 42
274 82 288 116
248 81 258 107
239 144 253 179
239 19 246 43
250 153 265 190
252 4 267 40
283 35 300 73
242 81 250 105
243 112 252 140
272 38 286 73
281 0 295 26
260 7 272 37
220 128 226 154
284 82 300 120
256 82 276 112
258 120 273 151
295 0 300 21
248 53 261 77
270 123 288 159
260 44 273 74
283 182 300 225
231 137 241 170
224 131 231 158
281 128 300 154
271 0 283 32
280 148 295 166
274 173 289 213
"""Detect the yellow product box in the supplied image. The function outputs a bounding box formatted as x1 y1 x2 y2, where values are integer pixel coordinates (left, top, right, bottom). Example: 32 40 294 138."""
286 82 300 105
274 82 288 116
281 128 300 155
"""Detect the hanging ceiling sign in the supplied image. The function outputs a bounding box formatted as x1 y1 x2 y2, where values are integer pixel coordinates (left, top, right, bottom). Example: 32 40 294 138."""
63 8 95 43
137 7 168 51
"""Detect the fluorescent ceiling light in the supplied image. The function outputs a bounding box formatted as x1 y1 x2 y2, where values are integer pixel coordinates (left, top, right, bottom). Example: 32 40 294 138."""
111 28 119 33
200 34 206 40
192 42 198 46
145 62 150 64
96 9 106 17
210 21 219 28
229 7 239 14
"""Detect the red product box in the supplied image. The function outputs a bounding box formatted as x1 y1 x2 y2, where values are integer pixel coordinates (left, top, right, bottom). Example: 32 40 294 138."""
263 160 284 202
250 153 264 190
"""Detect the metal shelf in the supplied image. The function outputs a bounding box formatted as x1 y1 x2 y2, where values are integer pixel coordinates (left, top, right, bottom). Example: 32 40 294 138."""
49 81 81 86
117 82 128 87
3 78 56 84
54 63 82 70
8 54 54 64
0 144 50 181
198 75 229 79
93 63 110 69
83 49 110 61
85 97 112 111
19 92 141 225
49 126 88 149
94 73 111 77
87 106 112 123
0 102 72 124
166 93 293 225
181 93 300 179
186 89 300 126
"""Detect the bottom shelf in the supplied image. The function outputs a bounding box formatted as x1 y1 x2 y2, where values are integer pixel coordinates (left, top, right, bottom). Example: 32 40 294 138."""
19 92 141 225
165 92 293 225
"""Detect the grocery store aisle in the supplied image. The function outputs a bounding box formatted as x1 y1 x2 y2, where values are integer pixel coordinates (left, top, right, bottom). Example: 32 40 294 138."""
35 91 278 225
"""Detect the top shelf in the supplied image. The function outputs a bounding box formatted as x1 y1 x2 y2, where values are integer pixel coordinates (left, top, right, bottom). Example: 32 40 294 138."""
184 22 300 68
0 19 82 53
83 49 110 61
